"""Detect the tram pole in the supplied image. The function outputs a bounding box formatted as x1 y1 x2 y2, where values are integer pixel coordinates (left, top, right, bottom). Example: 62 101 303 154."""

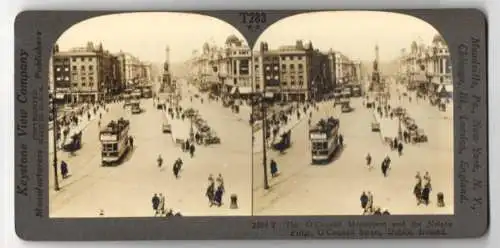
262 97 269 190
52 89 60 191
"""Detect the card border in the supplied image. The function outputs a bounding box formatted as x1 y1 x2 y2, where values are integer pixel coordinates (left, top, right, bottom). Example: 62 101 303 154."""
13 9 489 240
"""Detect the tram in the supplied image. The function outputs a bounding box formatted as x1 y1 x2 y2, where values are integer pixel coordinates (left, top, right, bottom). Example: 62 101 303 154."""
309 117 340 164
100 118 131 166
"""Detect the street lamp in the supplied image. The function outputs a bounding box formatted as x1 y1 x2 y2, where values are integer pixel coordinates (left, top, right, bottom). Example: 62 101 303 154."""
252 53 269 190
52 87 60 191
261 94 270 190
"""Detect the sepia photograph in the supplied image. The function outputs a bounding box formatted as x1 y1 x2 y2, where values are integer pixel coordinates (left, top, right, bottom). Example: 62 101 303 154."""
251 11 454 216
48 12 253 217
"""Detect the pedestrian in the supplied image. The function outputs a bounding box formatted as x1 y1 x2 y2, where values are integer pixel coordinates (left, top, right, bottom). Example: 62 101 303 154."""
152 193 160 215
424 171 431 183
414 180 423 205
60 160 69 179
206 180 215 206
365 153 372 169
382 209 391 215
393 137 398 150
338 134 344 147
173 161 180 179
189 144 195 158
129 136 134 148
270 159 278 177
381 160 389 177
397 142 403 156
216 173 224 188
367 191 374 209
157 154 163 168
214 184 224 207
159 193 165 215
360 191 368 210
422 182 432 206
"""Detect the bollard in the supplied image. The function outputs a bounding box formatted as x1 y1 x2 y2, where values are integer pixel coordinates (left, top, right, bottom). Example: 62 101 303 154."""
437 192 445 207
230 194 238 209
99 209 104 216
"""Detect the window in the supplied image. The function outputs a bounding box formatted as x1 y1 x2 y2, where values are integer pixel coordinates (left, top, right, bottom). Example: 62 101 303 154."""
56 67 61 72
81 65 85 70
281 56 286 61
56 77 61 81
64 67 69 71
291 80 296 85
81 77 86 81
298 64 303 70
89 65 93 70
89 76 94 81
88 57 93 61
282 81 288 86
64 76 69 81
72 66 76 70
80 57 85 61
290 64 295 70
256 84 260 89
274 66 279 71
266 66 270 71
281 64 286 70
89 83 94 87
274 75 279 80
72 57 76 62
72 83 78 87
289 56 293 60
72 75 78 80
266 76 271 80
82 83 86 86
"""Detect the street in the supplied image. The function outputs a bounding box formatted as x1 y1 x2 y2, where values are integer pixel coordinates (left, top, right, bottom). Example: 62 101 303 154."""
253 91 454 215
49 81 252 217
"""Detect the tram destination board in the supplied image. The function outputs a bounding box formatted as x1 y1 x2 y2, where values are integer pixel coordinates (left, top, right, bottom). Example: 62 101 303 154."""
13 9 488 240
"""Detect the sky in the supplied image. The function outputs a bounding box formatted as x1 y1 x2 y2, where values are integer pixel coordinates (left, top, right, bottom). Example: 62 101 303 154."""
56 12 246 64
256 11 440 62
56 11 441 64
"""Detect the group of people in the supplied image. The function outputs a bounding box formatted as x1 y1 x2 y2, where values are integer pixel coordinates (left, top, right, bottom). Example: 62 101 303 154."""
182 139 196 157
151 193 182 217
414 171 433 206
359 191 391 215
364 153 392 177
206 174 225 207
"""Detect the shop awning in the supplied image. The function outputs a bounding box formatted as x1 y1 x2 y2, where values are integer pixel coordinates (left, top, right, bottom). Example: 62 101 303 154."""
264 92 274 98
55 93 66 99
238 87 252 94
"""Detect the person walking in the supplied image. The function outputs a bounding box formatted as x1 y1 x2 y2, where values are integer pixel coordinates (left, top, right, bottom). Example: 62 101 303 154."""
152 193 160 216
60 160 69 179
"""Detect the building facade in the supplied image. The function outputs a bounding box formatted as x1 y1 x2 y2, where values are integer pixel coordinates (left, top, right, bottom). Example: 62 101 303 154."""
52 41 148 103
400 34 452 96
190 36 359 102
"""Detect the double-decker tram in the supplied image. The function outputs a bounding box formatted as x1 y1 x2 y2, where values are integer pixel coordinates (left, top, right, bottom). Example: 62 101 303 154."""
99 118 131 166
309 117 340 164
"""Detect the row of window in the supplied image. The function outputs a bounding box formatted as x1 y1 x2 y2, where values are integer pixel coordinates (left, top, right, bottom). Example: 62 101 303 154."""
254 80 305 89
55 65 95 72
72 57 94 62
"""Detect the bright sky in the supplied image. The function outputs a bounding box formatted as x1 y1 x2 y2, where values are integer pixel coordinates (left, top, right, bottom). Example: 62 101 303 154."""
257 11 440 62
56 12 246 64
56 11 440 63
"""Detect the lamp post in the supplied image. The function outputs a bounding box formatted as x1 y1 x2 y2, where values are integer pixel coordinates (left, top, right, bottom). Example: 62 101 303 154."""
253 52 269 190
261 95 270 190
52 88 60 191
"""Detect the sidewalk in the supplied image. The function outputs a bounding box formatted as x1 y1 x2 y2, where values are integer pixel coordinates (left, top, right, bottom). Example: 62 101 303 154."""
373 111 399 143
48 106 108 154
252 114 305 154
164 111 192 145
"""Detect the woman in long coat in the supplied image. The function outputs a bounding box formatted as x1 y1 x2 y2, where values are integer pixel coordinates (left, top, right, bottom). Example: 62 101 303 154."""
206 182 215 206
214 185 224 207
